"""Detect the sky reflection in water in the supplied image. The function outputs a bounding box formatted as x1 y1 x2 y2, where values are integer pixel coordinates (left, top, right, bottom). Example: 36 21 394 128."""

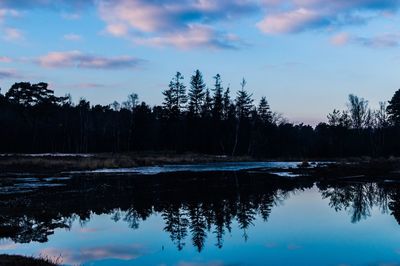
1 170 400 266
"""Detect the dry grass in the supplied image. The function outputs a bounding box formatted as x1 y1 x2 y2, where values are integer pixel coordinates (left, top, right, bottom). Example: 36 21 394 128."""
0 254 60 266
0 152 253 173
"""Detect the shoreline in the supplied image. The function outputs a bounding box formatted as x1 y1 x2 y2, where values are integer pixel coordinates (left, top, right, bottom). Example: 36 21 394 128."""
0 152 254 173
0 152 399 178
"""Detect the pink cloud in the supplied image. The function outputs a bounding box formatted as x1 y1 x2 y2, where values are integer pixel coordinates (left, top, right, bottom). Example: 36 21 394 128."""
36 51 143 69
329 32 400 48
257 8 322 34
257 0 400 34
105 24 129 37
0 56 12 63
41 244 146 265
0 8 20 22
330 32 350 46
0 240 18 250
135 24 241 49
96 0 254 49
355 33 400 48
0 68 20 79
63 33 82 41
3 27 24 41
98 0 168 33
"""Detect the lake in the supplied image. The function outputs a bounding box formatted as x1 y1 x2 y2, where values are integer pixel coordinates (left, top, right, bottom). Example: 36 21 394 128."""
1 162 400 265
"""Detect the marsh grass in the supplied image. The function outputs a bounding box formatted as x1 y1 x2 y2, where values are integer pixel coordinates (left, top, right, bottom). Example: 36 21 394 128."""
0 152 252 173
0 254 61 266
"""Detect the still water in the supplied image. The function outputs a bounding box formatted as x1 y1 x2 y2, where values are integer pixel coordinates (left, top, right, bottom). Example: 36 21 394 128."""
1 163 400 265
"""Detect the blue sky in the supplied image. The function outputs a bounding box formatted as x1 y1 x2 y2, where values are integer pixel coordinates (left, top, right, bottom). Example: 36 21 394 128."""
0 0 399 124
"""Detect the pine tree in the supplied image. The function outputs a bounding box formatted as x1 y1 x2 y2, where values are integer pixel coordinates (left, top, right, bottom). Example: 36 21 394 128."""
258 97 272 124
172 72 187 112
222 86 231 120
162 85 177 119
212 74 223 120
235 78 253 119
232 78 254 156
188 70 206 118
162 72 187 119
201 88 213 118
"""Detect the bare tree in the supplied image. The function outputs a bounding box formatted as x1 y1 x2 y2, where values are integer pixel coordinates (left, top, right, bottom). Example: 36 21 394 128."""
347 94 372 129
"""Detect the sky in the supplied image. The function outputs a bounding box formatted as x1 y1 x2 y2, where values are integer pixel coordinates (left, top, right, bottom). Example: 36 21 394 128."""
0 0 399 125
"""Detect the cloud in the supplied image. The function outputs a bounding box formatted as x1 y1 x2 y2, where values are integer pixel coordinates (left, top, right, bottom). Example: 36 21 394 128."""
75 83 108 89
41 244 145 265
0 240 18 250
0 69 20 79
0 8 20 22
0 56 12 63
330 32 400 48
0 0 93 10
2 0 399 45
61 12 81 20
134 24 242 49
330 32 351 46
258 0 400 34
2 27 23 41
36 51 143 69
97 0 256 49
98 0 257 33
355 33 400 48
63 33 82 41
257 8 325 34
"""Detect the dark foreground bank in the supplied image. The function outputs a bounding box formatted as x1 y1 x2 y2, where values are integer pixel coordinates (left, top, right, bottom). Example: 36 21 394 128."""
0 255 58 266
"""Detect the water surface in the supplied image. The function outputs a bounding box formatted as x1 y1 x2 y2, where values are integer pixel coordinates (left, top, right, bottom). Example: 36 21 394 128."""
0 163 400 265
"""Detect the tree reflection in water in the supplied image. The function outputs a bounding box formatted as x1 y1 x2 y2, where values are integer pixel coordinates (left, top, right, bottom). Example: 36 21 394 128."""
1 171 400 252
318 182 391 223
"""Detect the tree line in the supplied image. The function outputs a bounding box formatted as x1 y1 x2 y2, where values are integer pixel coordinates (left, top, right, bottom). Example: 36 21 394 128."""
0 71 400 157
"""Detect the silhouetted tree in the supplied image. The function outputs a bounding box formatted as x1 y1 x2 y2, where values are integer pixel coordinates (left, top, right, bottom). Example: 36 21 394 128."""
188 70 206 118
375 102 390 128
235 78 253 119
212 74 224 120
232 78 253 155
163 206 189 251
327 109 351 128
347 94 372 129
387 89 400 126
122 93 139 110
188 204 208 252
327 109 341 127
222 86 232 120
258 97 272 124
201 88 213 119
5 82 63 106
162 72 187 119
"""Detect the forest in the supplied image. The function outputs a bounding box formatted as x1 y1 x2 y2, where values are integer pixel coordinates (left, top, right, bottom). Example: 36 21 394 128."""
0 70 400 158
